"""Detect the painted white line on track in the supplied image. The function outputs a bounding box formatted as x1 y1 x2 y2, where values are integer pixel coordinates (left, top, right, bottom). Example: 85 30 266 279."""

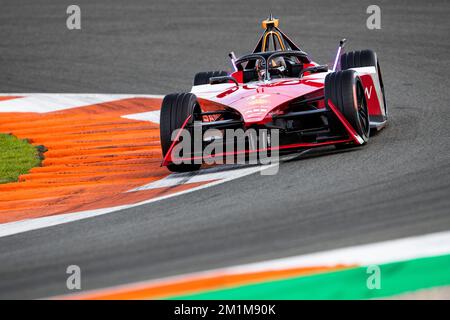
59 230 450 299
0 164 277 238
0 93 164 113
129 164 268 191
122 110 160 124
228 230 450 273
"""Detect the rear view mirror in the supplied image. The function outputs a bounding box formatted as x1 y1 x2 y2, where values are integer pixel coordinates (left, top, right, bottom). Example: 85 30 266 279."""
300 65 329 77
209 76 239 86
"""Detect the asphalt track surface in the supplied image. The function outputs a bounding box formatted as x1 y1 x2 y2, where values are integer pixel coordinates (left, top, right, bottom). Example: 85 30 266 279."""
0 0 449 299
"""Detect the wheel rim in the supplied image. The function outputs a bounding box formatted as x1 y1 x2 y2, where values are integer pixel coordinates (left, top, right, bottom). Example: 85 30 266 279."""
356 81 370 137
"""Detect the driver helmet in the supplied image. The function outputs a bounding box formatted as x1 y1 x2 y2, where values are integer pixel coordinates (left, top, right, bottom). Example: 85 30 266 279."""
269 56 286 71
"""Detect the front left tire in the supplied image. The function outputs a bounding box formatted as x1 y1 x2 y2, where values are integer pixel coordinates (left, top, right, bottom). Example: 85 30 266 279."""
325 70 370 144
160 93 202 172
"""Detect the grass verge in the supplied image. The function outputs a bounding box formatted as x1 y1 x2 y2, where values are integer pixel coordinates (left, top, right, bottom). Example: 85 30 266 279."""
0 133 42 184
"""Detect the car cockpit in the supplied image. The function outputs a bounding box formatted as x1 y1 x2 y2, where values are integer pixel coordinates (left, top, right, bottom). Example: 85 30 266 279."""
230 15 314 83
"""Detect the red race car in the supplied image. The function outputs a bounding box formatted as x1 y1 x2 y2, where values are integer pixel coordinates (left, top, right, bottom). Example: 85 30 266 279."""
160 16 387 172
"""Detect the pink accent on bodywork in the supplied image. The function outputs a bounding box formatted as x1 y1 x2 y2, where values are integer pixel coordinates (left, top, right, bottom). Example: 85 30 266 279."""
161 115 192 167
162 100 360 166
360 74 382 116
171 138 353 164
327 99 363 145
196 78 325 124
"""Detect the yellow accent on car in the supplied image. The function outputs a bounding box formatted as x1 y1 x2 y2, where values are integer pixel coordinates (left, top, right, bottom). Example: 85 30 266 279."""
261 17 279 29
262 31 286 52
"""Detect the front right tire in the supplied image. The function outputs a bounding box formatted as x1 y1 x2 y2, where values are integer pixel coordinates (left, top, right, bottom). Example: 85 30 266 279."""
325 70 370 144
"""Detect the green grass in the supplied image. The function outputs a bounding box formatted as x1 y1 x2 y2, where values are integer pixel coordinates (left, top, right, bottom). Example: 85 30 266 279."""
0 133 42 184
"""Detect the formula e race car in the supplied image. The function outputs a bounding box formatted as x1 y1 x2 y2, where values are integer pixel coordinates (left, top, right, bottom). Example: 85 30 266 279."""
160 16 387 172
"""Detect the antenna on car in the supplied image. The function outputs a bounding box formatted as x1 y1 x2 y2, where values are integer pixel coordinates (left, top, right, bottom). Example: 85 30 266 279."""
332 38 347 71
229 52 238 71
254 15 310 62
261 13 278 29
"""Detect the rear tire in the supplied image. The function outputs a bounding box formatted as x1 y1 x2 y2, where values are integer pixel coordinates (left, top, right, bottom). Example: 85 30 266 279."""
193 71 228 86
341 50 387 117
325 70 370 144
160 93 202 172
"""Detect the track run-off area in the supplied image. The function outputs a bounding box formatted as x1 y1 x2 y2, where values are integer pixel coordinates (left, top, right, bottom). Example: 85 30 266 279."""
0 94 275 236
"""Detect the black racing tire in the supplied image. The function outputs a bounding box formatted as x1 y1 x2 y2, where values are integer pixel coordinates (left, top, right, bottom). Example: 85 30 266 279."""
193 71 228 86
341 49 376 70
325 70 370 144
341 50 387 117
160 93 202 172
